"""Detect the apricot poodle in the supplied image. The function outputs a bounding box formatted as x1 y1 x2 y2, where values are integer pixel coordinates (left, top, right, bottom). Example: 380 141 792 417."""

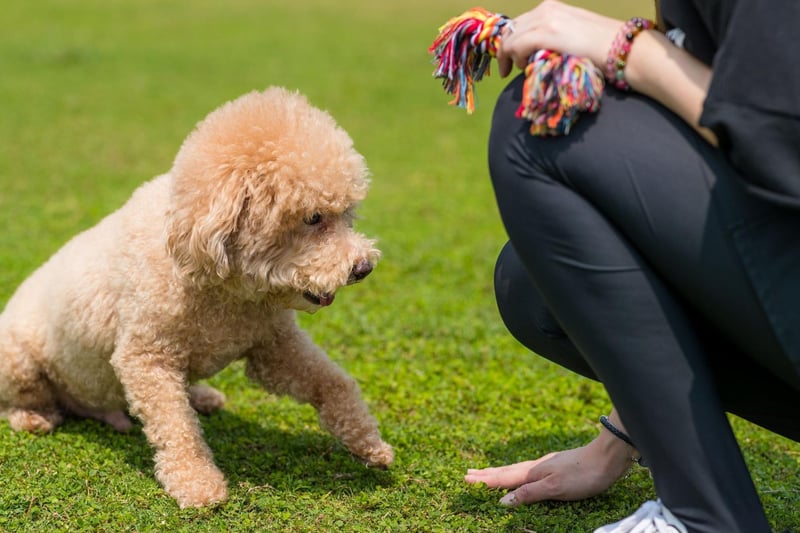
0 87 394 508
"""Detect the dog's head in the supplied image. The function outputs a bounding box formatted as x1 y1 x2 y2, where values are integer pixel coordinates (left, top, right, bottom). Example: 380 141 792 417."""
165 87 379 311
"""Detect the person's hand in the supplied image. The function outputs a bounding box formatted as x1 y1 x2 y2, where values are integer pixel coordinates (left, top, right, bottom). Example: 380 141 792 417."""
465 434 635 506
497 0 622 78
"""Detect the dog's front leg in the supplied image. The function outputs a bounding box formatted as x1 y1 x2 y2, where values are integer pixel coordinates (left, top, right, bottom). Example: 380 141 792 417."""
245 327 394 468
111 348 227 508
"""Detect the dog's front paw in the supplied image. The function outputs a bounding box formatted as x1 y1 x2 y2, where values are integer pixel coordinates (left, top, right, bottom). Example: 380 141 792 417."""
156 460 228 508
357 440 394 469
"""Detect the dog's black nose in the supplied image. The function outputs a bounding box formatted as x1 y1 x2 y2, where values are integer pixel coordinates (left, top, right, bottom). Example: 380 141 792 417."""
349 259 373 282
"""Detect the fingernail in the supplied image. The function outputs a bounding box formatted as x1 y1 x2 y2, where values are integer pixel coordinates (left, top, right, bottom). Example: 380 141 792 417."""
499 492 517 507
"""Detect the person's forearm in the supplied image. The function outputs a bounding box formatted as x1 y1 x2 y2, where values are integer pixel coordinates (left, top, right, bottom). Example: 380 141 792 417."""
623 30 718 146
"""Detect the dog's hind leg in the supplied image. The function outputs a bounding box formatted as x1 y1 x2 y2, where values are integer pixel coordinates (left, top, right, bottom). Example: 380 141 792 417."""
54 388 134 432
245 324 394 468
0 335 63 433
188 383 226 415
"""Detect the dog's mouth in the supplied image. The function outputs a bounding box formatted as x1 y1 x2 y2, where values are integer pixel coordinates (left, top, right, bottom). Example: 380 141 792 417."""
303 291 335 307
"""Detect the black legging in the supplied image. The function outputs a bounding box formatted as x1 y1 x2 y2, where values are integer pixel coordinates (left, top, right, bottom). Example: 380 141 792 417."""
489 74 800 533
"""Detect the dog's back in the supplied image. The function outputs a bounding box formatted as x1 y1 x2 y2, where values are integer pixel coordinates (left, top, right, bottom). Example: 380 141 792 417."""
0 175 172 414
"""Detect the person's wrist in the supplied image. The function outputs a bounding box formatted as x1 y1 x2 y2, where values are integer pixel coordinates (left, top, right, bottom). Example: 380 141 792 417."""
589 18 625 70
617 29 659 92
603 17 656 91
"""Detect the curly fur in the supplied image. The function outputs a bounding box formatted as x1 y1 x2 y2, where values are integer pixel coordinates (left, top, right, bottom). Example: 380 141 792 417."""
0 87 393 508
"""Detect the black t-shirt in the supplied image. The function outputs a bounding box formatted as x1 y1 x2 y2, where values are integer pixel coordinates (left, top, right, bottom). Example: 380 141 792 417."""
660 0 800 208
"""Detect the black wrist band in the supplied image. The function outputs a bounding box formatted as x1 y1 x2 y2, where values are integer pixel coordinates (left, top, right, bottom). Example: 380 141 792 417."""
599 415 635 447
599 415 646 466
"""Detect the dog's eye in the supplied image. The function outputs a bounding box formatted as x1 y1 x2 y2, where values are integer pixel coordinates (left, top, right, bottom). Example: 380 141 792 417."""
304 212 322 225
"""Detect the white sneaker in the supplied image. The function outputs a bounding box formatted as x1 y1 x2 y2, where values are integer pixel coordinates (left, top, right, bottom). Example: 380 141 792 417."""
594 499 688 533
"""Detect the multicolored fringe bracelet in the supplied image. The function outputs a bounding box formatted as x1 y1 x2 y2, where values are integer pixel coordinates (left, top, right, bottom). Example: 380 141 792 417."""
428 7 604 136
605 17 656 91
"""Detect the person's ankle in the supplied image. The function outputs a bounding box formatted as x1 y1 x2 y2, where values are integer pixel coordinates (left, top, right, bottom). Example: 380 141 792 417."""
590 427 639 480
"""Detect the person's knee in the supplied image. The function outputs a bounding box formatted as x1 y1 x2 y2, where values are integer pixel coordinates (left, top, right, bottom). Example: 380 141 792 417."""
494 242 597 380
494 242 566 343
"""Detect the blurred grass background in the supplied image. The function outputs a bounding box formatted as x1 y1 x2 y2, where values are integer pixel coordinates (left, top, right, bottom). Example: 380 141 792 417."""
1 1 798 531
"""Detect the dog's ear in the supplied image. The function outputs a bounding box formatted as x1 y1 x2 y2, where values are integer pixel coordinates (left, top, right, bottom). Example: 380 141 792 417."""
165 175 250 286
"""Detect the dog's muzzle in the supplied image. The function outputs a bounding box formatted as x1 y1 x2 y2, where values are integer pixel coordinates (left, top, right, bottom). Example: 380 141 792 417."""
302 259 373 308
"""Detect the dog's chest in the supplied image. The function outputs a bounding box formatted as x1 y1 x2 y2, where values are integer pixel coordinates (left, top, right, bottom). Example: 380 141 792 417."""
187 341 249 379
183 304 273 379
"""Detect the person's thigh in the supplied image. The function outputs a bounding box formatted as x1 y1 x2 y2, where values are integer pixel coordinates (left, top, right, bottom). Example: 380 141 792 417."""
494 241 596 379
490 75 797 388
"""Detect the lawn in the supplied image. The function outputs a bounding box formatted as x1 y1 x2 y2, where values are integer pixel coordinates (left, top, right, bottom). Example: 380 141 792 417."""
0 1 798 531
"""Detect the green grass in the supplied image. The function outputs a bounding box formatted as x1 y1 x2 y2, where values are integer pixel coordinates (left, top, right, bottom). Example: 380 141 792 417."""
1 1 798 531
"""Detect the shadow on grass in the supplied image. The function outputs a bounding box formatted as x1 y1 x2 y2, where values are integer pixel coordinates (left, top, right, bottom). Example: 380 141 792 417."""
203 408 396 492
449 431 655 532
55 406 395 497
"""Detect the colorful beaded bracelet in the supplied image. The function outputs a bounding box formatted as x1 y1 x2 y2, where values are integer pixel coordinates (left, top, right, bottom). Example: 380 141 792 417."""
605 16 655 91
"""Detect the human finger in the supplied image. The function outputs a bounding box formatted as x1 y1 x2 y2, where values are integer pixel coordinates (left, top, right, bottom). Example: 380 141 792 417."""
497 51 514 78
465 455 557 488
497 21 516 77
464 462 536 489
498 477 556 507
506 31 543 71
